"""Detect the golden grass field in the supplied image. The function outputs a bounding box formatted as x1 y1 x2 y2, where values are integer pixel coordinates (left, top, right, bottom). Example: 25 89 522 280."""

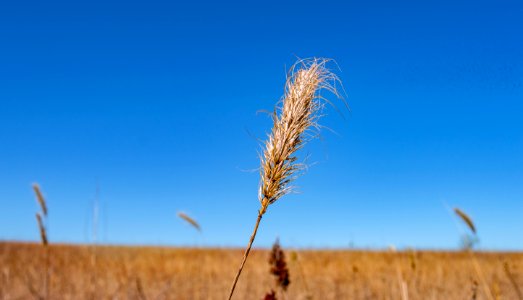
1 242 522 299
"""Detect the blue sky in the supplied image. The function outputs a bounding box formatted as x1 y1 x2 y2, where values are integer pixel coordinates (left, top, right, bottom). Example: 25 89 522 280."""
0 0 522 250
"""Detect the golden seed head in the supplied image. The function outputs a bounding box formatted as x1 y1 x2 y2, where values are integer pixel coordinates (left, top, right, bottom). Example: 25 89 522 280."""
258 58 340 211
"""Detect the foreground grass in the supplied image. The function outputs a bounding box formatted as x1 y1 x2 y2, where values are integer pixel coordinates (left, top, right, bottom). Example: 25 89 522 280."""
0 242 521 299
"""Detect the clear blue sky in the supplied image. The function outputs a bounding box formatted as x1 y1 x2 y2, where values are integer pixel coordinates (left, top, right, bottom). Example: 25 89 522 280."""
1 0 521 250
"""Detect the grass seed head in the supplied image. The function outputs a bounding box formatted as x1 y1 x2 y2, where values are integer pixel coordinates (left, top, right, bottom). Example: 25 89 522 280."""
177 212 201 232
269 239 290 291
263 290 277 300
454 207 476 234
32 183 47 216
258 58 340 214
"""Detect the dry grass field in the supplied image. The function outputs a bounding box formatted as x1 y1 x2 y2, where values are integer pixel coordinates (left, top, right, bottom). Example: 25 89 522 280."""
1 242 522 300
5 63 523 300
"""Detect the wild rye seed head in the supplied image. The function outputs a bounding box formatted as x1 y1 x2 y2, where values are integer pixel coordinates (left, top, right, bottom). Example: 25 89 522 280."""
258 58 339 214
228 58 341 300
454 207 476 234
32 183 47 217
177 212 201 232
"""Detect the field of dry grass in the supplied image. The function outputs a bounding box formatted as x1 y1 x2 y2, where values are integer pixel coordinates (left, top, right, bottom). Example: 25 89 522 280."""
1 242 522 299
